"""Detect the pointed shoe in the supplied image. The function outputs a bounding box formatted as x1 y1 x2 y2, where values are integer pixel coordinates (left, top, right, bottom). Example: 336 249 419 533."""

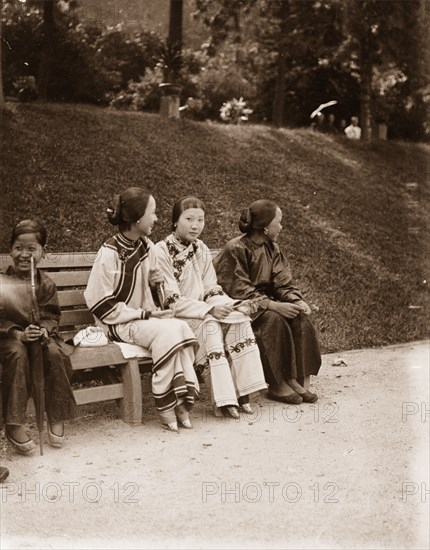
6 431 36 455
175 404 193 429
178 418 193 429
224 406 240 419
47 424 64 448
213 404 223 418
161 421 179 433
240 403 254 414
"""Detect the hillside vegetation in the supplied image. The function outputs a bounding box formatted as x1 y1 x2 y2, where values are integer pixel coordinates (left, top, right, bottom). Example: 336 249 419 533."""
1 102 429 352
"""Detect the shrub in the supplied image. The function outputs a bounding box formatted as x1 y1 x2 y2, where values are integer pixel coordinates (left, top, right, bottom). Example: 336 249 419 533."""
219 97 253 124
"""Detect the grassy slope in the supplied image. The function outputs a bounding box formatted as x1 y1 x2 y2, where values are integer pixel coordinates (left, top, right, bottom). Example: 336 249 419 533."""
1 102 429 352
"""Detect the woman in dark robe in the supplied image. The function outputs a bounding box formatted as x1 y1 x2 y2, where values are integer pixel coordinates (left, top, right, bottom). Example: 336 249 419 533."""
213 200 321 404
0 220 75 454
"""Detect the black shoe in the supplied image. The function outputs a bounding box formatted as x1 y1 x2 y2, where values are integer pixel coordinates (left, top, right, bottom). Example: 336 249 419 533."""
298 391 318 403
5 428 37 455
0 466 10 483
267 390 303 405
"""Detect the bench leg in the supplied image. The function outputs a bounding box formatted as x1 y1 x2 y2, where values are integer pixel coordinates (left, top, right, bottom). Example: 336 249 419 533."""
119 359 142 425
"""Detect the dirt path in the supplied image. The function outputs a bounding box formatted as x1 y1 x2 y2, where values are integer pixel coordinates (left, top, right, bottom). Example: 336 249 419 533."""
1 341 429 549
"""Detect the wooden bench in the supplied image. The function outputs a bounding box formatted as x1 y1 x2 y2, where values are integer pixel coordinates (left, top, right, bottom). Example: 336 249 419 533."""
0 252 154 426
0 250 218 426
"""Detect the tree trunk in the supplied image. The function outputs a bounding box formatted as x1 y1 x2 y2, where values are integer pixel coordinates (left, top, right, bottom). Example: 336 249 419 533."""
160 0 183 119
271 0 290 128
169 0 183 49
359 35 373 142
272 51 287 127
38 0 55 101
360 63 372 141
0 16 4 110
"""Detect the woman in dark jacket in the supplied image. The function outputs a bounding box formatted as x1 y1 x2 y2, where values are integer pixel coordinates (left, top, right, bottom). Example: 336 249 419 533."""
213 200 321 404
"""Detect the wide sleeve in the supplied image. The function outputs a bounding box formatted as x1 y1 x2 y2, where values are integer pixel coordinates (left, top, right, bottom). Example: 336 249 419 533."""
199 241 234 307
84 246 145 325
271 248 303 302
0 319 20 337
213 241 270 309
0 276 22 335
0 273 35 336
154 241 212 319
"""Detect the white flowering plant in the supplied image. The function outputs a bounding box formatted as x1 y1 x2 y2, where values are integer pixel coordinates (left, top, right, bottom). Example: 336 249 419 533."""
219 97 253 124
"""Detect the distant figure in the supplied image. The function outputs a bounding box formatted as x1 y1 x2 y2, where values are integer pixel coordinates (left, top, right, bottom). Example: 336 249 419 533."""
17 76 38 103
339 118 347 133
344 116 361 139
324 113 338 134
315 112 325 132
310 112 325 133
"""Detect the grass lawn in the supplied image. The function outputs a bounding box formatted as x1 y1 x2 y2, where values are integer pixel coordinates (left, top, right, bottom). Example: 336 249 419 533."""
1 101 429 352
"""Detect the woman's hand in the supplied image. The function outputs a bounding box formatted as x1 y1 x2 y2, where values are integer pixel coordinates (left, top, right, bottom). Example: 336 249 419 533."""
18 324 45 342
269 302 302 319
236 304 252 315
148 267 164 287
294 300 312 315
151 310 173 319
210 304 234 320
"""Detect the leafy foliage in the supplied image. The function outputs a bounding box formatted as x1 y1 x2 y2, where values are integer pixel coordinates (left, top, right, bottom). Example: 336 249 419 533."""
1 0 428 137
193 0 429 140
219 97 252 124
1 2 162 103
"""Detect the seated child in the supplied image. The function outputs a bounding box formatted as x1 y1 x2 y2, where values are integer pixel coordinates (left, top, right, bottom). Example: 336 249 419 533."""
0 220 75 454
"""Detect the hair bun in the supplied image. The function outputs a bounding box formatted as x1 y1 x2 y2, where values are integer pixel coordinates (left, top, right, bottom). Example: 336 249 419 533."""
107 194 122 226
238 208 252 233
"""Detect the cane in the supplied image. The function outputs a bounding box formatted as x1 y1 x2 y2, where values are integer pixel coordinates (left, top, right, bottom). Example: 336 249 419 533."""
30 255 45 456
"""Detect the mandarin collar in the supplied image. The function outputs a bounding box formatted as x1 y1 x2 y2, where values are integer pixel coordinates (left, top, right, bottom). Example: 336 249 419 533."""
170 233 196 249
118 232 143 247
243 235 276 251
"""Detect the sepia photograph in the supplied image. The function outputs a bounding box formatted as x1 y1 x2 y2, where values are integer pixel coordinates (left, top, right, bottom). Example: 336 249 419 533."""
0 1 429 548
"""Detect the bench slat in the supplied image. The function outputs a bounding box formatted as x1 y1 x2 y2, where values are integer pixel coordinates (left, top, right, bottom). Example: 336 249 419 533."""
60 309 95 327
39 252 99 268
60 330 78 343
0 252 98 270
70 344 130 369
48 271 91 287
58 289 86 307
74 384 124 405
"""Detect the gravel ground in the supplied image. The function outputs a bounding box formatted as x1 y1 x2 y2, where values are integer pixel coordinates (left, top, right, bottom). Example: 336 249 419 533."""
1 341 429 550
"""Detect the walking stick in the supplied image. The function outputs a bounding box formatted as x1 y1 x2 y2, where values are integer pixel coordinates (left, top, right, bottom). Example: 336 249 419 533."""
30 255 46 456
